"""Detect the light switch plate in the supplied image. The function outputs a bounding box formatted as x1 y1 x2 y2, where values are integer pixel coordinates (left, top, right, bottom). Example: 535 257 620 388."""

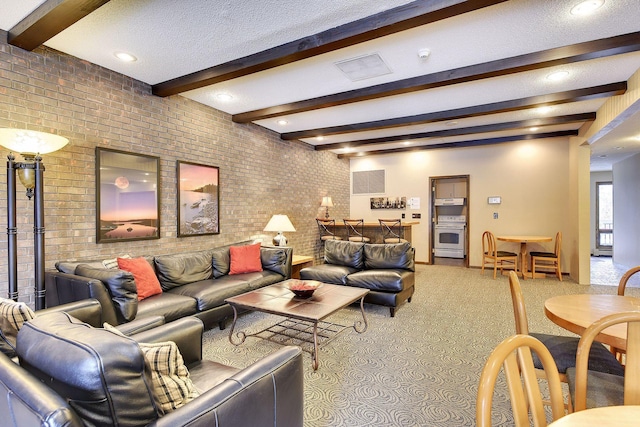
488 196 501 204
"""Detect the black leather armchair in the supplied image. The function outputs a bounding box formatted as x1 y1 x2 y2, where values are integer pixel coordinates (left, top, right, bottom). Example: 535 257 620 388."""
1 312 304 427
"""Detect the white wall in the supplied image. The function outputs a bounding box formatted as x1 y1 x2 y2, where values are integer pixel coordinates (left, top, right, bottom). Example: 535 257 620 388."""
590 171 613 256
612 153 640 267
350 137 573 271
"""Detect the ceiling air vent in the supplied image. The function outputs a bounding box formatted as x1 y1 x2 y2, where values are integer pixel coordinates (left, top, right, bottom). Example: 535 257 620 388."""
335 53 392 82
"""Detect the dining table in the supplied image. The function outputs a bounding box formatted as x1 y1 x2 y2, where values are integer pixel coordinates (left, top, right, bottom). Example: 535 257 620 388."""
496 235 552 279
547 405 640 426
544 293 640 351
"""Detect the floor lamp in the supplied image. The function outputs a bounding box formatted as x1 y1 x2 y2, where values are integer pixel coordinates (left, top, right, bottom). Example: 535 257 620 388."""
0 129 68 309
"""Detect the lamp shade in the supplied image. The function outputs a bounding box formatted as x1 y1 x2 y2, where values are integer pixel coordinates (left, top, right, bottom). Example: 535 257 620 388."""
264 215 296 232
0 128 69 155
321 196 333 207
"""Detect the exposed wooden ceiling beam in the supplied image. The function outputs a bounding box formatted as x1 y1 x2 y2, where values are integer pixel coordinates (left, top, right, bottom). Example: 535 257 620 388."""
8 0 111 51
234 32 640 123
317 113 594 151
336 130 579 158
281 82 626 140
152 0 507 97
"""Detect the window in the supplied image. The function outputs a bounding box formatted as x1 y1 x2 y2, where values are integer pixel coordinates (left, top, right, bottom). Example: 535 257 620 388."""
596 182 613 249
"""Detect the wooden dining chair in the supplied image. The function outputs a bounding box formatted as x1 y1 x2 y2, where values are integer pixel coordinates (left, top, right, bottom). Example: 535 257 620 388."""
343 219 370 243
531 231 562 281
477 334 566 427
567 311 640 412
481 231 518 279
507 271 624 410
611 266 640 363
316 218 342 242
378 219 408 243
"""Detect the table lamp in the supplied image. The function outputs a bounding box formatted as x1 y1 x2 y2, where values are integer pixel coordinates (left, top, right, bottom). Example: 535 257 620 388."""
321 196 333 219
264 214 296 246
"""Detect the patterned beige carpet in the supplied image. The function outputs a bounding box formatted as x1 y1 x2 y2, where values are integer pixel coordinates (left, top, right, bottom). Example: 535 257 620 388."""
202 264 636 426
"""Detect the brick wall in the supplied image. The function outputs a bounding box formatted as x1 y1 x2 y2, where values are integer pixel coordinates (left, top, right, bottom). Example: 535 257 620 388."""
0 31 350 305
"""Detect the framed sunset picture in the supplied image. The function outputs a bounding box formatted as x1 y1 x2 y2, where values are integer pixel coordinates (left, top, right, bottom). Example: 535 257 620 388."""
177 161 220 237
96 148 160 243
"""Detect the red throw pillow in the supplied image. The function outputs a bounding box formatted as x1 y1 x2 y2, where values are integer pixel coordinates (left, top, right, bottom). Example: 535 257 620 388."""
229 243 263 275
117 257 162 301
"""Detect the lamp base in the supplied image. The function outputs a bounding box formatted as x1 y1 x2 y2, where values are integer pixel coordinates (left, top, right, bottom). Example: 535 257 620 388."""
273 232 288 246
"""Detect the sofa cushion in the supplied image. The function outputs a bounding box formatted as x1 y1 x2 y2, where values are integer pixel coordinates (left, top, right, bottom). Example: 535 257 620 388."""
118 257 163 300
229 243 263 275
0 298 35 357
17 312 160 426
364 242 414 271
75 264 138 323
260 246 290 276
56 259 104 274
300 264 359 285
136 293 198 322
154 250 214 290
347 269 412 292
168 278 253 311
324 239 365 269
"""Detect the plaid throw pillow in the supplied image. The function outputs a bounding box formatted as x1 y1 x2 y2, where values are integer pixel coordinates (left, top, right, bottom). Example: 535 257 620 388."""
103 323 199 413
102 254 131 269
139 341 200 413
0 298 36 356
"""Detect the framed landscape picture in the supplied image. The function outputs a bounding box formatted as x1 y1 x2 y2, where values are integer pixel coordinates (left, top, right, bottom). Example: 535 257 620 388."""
96 148 160 243
177 161 220 237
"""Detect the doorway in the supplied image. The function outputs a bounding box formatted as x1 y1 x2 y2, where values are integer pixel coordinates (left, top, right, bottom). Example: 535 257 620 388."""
429 175 470 267
595 181 613 256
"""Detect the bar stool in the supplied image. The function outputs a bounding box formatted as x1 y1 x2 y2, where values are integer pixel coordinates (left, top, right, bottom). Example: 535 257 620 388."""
316 218 342 242
378 219 408 243
343 219 370 243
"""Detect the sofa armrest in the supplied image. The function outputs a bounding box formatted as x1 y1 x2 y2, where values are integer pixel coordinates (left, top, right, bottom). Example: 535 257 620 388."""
36 299 103 328
260 246 293 279
45 271 120 325
114 315 165 336
130 317 204 365
152 346 304 427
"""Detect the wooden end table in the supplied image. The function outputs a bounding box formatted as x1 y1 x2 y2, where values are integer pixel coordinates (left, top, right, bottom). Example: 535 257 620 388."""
225 280 368 370
291 255 313 279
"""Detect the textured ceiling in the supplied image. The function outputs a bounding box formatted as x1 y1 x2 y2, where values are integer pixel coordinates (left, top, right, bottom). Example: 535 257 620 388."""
1 0 640 171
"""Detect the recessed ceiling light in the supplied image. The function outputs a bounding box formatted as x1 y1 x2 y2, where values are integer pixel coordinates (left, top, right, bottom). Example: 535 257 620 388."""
536 106 553 114
276 120 288 126
316 136 324 141
114 51 137 62
546 70 570 81
445 121 458 127
403 141 411 145
529 127 539 132
343 147 352 153
570 0 604 16
418 49 430 59
215 93 233 102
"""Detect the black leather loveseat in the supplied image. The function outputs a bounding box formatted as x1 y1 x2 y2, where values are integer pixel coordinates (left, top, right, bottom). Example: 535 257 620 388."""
300 239 415 316
1 312 303 427
45 240 292 330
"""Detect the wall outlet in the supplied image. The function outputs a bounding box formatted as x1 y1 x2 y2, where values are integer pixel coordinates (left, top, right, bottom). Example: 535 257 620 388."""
401 213 405 219
412 213 421 219
493 212 498 219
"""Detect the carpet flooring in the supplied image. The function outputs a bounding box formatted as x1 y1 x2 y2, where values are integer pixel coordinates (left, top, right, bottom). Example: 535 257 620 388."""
202 264 639 426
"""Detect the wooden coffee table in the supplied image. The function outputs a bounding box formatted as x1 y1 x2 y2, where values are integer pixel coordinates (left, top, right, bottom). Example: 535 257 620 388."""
225 280 369 370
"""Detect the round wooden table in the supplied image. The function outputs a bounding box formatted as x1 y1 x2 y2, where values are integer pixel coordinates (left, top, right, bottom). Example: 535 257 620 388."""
544 294 640 351
496 235 552 279
548 405 640 426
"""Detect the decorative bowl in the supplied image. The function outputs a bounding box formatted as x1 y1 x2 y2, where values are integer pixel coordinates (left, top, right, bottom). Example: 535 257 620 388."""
287 280 322 298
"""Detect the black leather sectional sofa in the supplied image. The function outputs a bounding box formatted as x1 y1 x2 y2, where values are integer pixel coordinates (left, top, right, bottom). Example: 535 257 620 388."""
45 240 292 330
300 239 415 316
